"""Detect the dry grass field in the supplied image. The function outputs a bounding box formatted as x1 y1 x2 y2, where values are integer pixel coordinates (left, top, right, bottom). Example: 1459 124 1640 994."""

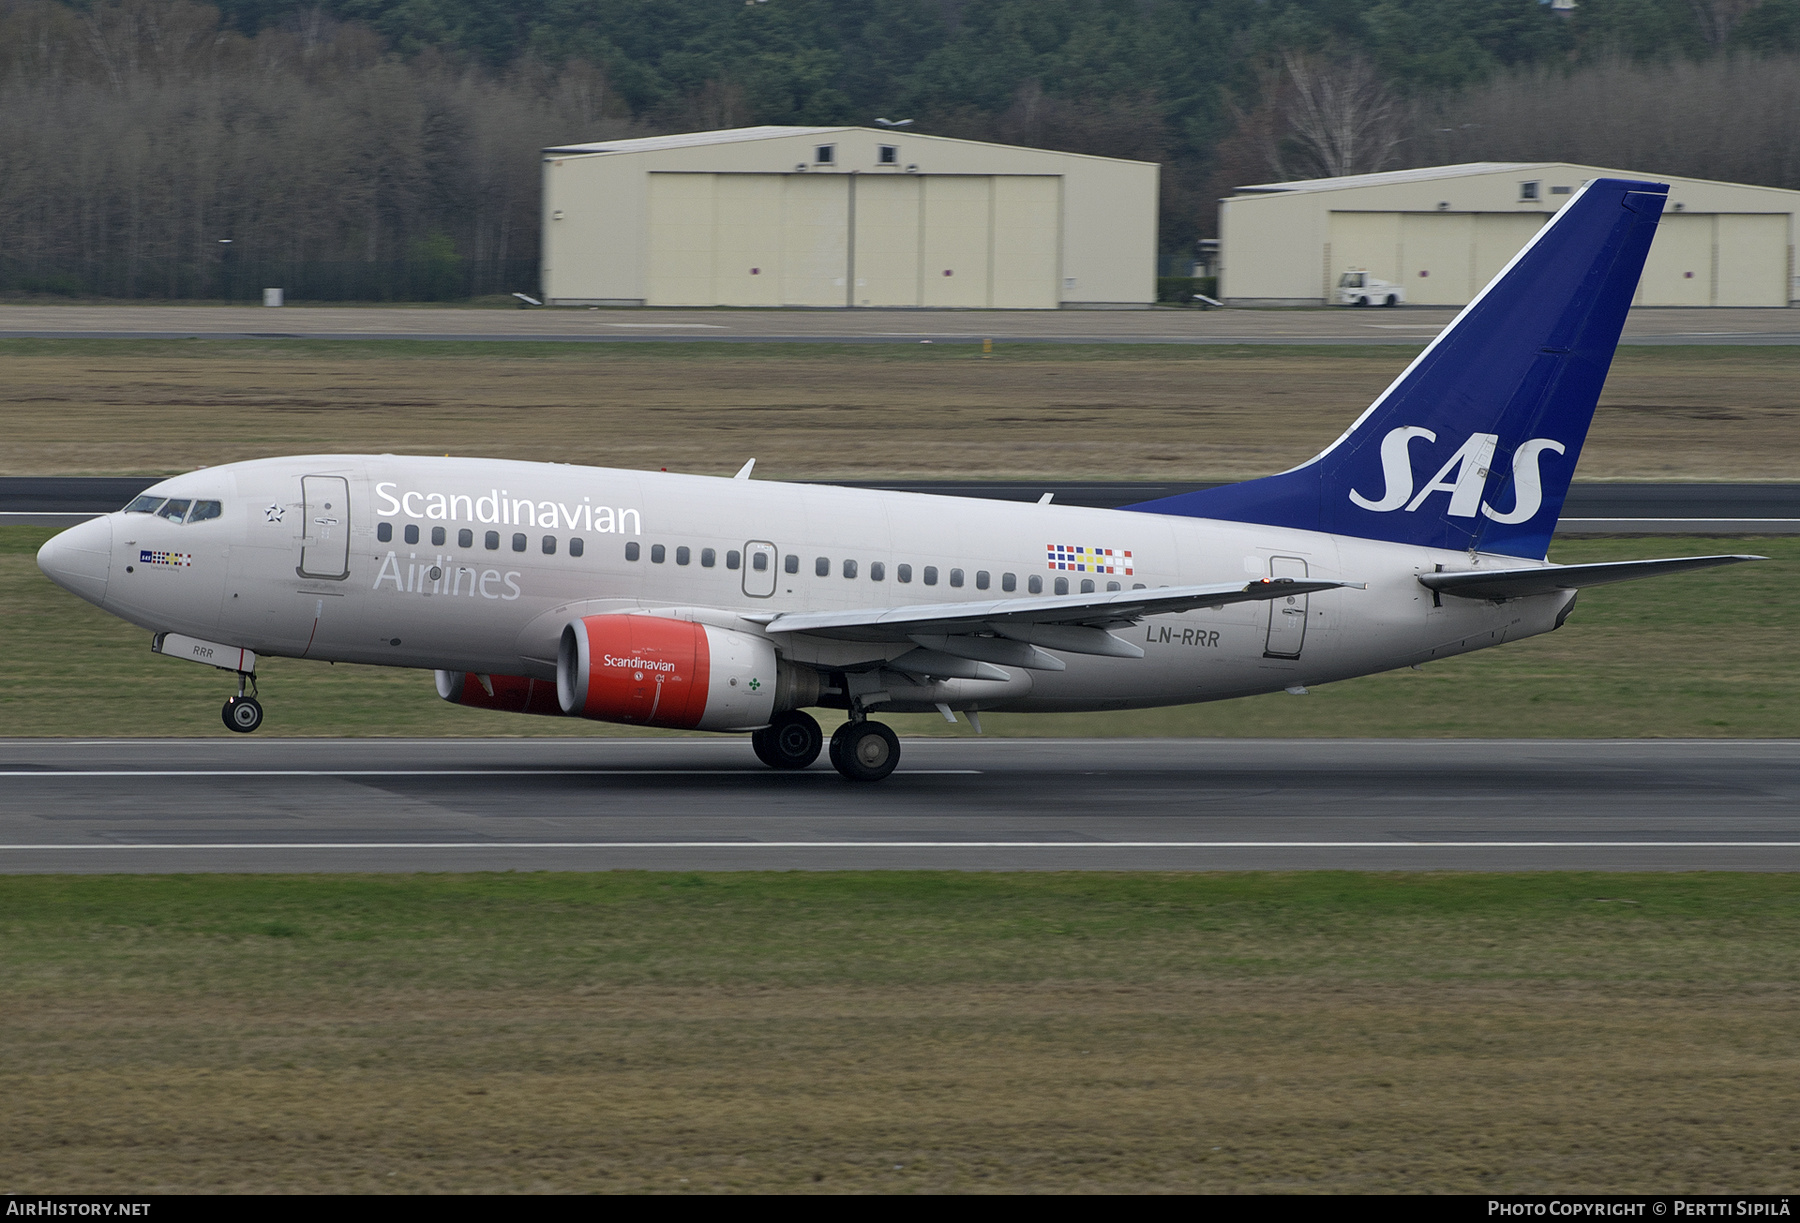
5 872 1798 1194
1 339 1796 481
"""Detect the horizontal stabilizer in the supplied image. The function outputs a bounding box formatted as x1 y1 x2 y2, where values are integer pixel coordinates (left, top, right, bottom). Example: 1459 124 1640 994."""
1419 554 1763 600
758 578 1363 642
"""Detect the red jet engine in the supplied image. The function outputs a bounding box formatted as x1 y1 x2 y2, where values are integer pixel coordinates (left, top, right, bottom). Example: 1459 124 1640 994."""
557 614 808 731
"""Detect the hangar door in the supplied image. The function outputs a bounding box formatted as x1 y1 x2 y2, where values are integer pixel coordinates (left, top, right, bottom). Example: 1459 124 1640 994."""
1636 213 1789 306
646 173 1060 308
1327 211 1546 305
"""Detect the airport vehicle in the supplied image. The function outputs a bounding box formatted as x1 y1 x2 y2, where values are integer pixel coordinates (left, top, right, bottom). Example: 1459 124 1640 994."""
36 178 1757 781
1336 268 1405 307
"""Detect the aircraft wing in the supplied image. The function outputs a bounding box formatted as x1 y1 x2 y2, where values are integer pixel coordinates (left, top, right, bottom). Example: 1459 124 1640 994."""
1419 554 1763 601
753 578 1361 676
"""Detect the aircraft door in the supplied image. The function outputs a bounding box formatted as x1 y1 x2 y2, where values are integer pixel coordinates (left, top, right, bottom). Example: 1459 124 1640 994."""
1264 556 1309 659
298 475 351 580
741 540 777 598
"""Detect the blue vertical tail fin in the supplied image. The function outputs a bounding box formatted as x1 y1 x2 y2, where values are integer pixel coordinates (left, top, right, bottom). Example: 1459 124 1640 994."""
1125 177 1668 559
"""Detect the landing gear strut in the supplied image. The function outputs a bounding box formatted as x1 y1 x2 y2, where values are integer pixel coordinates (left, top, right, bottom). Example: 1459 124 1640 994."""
222 671 263 734
828 718 900 782
751 710 823 770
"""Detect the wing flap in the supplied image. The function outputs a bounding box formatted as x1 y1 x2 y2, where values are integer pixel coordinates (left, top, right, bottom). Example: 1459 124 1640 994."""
761 578 1363 643
1419 554 1763 600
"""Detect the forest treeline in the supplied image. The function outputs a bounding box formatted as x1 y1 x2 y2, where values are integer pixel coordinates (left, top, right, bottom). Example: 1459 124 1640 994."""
1 0 1796 301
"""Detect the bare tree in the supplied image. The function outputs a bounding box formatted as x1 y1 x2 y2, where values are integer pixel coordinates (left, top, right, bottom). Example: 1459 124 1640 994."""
1278 51 1403 179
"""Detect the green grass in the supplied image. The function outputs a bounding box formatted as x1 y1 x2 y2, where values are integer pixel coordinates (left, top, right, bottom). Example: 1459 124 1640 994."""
5 871 1799 1192
5 526 1795 737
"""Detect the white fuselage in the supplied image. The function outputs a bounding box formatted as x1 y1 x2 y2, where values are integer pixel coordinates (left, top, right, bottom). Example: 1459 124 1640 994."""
76 455 1569 714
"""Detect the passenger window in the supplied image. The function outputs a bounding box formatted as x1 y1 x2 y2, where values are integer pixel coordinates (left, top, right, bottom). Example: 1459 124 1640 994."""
1002 573 1016 592
542 535 556 555
1080 579 1095 594
842 559 858 579
157 499 191 523
949 568 964 588
924 566 938 586
512 533 527 552
975 571 989 590
898 564 912 583
377 522 393 543
871 561 885 581
727 550 741 569
1107 581 1120 592
816 557 830 577
625 542 640 561
431 526 446 546
569 537 584 557
125 496 165 514
784 554 799 574
1132 583 1146 590
753 552 768 571
188 500 221 523
485 531 500 550
404 524 419 545
677 546 691 565
458 529 473 548
652 544 666 563
701 548 716 567
1028 575 1043 594
1055 576 1069 595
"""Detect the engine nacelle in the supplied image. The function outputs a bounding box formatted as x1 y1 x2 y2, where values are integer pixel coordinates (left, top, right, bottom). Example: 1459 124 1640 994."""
557 614 815 731
435 670 566 716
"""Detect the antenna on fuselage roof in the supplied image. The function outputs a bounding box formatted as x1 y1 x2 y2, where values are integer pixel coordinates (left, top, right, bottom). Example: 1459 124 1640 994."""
734 459 756 480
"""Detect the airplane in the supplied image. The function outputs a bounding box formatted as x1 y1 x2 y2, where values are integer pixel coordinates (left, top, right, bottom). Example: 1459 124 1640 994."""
35 177 1761 781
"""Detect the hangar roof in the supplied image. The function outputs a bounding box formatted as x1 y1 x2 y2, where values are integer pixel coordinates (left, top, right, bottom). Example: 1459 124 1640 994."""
1232 161 1800 199
543 125 1156 166
1236 163 1549 193
545 126 855 156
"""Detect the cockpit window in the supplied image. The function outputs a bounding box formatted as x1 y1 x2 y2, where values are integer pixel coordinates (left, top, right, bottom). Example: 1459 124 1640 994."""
125 495 165 514
187 500 222 523
155 499 192 523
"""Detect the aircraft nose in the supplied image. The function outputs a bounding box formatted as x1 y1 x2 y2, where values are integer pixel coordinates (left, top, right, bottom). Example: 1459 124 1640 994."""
37 514 113 607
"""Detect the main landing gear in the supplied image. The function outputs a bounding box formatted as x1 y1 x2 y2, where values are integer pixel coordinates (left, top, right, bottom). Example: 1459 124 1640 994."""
751 710 823 770
828 718 900 783
751 710 902 781
222 671 263 734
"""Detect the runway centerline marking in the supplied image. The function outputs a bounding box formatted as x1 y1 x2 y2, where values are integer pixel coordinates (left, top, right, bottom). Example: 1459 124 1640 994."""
0 769 982 778
6 841 1800 852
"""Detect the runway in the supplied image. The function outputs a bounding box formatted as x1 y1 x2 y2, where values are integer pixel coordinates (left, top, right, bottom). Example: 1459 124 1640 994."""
4 738 1797 873
3 303 1799 344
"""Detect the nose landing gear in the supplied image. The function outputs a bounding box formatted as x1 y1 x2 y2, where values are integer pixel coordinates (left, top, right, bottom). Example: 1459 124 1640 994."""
222 672 263 733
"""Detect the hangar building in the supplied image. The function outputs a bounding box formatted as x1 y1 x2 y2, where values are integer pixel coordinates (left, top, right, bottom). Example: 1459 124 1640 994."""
540 126 1157 309
1220 162 1800 308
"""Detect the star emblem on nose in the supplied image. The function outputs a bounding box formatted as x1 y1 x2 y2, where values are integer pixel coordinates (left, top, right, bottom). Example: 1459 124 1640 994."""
264 504 285 523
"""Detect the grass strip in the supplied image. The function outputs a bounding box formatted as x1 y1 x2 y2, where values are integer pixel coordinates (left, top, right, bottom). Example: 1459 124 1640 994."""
4 871 1798 1193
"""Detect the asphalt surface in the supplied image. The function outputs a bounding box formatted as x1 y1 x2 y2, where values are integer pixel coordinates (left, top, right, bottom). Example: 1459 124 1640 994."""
6 478 1797 533
3 738 1796 873
2 304 1798 344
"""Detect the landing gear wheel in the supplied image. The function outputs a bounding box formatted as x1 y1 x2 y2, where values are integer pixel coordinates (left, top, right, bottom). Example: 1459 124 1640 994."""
827 721 854 773
752 710 823 770
831 720 900 782
223 695 263 734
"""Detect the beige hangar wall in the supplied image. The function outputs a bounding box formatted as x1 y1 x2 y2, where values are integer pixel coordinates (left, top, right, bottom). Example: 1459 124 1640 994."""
542 128 1153 309
1221 163 1800 308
